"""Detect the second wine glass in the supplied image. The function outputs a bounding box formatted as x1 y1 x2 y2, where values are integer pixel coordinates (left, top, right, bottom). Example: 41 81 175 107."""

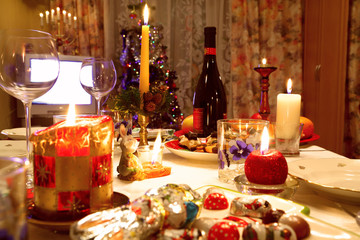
79 57 117 115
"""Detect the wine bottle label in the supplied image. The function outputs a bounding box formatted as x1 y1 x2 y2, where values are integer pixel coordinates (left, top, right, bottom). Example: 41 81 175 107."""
193 108 204 133
205 48 216 56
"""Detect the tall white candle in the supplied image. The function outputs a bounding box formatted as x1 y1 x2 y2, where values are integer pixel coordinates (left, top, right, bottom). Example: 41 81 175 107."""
45 11 49 24
39 13 44 27
276 79 301 139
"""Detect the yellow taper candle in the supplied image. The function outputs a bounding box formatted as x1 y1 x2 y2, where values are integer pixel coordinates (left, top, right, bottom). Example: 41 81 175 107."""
139 4 150 96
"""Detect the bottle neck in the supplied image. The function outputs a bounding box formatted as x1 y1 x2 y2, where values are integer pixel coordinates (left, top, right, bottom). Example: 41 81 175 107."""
205 47 216 56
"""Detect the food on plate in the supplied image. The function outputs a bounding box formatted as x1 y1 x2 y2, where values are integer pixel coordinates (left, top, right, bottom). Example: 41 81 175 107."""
230 197 272 218
203 187 229 210
70 184 202 239
243 222 297 240
71 185 311 240
208 221 240 240
178 131 217 153
244 149 288 185
300 116 314 139
279 213 311 239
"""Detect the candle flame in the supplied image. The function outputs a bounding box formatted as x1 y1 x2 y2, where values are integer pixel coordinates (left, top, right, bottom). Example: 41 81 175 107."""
143 4 149 25
287 78 293 94
262 58 267 65
46 11 49 15
40 12 44 17
260 126 269 154
151 130 162 164
65 103 76 126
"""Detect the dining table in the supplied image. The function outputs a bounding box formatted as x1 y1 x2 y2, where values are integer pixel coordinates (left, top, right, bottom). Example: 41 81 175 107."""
0 138 359 239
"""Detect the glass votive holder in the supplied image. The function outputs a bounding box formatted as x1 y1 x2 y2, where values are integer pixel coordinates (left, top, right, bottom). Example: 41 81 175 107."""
217 119 270 183
275 123 303 156
0 156 27 239
137 145 164 167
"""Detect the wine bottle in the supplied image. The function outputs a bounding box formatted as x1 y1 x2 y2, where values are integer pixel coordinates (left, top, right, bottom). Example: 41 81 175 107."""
193 26 227 137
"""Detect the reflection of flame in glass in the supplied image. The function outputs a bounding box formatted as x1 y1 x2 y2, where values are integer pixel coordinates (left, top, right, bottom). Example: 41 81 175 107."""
151 131 162 164
260 126 269 154
66 103 76 126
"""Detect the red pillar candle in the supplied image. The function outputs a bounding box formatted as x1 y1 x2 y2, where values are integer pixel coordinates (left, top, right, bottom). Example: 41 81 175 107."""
30 115 114 221
244 126 288 185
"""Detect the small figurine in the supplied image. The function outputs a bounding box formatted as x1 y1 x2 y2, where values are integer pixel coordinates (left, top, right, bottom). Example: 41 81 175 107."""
117 124 145 181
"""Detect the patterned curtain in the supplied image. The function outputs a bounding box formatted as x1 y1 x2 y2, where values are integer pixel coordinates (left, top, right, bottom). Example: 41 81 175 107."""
231 0 303 119
345 0 360 158
50 0 104 57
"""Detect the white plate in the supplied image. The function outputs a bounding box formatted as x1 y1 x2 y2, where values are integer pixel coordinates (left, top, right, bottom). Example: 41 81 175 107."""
165 140 217 161
288 158 360 204
0 140 27 157
1 127 45 140
196 185 359 239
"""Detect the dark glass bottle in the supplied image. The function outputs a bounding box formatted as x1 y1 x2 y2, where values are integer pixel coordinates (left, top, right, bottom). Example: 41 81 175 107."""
193 27 227 137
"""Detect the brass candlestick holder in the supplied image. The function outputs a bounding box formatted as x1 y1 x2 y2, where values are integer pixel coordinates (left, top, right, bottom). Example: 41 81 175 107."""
138 113 149 146
254 65 277 120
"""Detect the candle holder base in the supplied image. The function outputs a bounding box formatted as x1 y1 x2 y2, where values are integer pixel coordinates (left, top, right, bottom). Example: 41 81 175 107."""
234 174 299 199
143 162 171 179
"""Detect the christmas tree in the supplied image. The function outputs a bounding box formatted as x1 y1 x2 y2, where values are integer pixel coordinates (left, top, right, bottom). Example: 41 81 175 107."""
108 3 183 130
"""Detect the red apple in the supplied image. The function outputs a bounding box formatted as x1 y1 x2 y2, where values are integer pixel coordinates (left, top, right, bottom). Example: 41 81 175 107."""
244 149 288 185
250 112 262 119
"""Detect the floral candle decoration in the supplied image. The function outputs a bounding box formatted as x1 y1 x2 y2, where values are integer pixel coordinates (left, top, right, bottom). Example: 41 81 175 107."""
244 126 288 185
30 104 114 221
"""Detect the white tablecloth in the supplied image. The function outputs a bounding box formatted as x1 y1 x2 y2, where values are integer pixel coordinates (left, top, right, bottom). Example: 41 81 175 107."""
1 142 354 239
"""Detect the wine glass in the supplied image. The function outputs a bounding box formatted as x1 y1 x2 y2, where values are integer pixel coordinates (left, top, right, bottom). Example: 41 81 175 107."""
79 57 117 115
0 29 60 160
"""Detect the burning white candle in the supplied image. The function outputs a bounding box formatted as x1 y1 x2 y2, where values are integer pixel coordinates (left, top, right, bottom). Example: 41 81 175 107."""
63 10 67 24
51 9 55 23
68 13 72 26
39 13 44 27
276 79 301 139
45 11 49 24
56 7 60 21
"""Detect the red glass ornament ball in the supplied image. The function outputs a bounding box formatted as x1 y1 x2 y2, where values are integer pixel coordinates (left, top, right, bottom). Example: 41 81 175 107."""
244 149 288 185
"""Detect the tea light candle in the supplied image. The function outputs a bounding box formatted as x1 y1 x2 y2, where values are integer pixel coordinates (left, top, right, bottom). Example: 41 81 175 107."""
139 4 149 97
276 79 301 139
30 104 114 221
137 131 171 179
245 126 288 185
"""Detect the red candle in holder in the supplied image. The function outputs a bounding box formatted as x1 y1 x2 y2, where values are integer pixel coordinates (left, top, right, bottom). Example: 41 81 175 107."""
244 126 288 185
30 104 114 221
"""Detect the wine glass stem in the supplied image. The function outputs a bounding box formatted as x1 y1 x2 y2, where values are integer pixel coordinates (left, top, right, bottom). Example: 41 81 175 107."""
96 98 102 115
24 101 32 161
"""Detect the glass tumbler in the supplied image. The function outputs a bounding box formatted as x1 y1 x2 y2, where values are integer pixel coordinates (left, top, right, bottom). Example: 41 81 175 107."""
0 156 27 240
217 119 269 183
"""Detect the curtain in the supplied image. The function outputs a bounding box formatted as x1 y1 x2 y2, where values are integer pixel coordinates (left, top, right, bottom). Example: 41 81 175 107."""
346 0 360 158
50 0 104 57
231 0 303 120
108 0 302 118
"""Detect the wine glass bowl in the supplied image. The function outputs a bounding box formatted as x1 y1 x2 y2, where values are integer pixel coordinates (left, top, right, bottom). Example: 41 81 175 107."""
0 29 60 156
79 57 117 115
